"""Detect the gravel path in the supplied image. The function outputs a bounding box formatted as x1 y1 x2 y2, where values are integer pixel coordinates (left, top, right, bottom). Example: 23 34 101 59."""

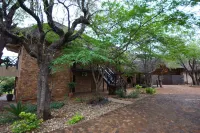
53 85 200 133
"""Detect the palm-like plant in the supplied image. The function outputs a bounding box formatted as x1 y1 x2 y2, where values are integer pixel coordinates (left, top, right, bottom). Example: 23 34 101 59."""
4 101 27 118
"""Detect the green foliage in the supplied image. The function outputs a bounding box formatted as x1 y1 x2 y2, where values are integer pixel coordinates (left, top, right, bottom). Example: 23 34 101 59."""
50 102 64 109
135 85 142 89
1 78 15 94
127 90 140 98
11 112 42 133
23 102 64 113
146 87 156 94
115 89 126 98
68 82 76 92
53 36 114 72
4 101 26 118
67 113 84 125
25 104 37 113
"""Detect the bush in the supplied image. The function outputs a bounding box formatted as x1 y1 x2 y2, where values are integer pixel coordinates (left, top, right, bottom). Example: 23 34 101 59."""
127 90 140 98
50 102 64 109
135 84 142 89
67 113 84 125
24 102 64 113
4 101 26 118
11 112 42 133
1 78 15 94
146 87 156 94
115 89 126 98
25 104 37 113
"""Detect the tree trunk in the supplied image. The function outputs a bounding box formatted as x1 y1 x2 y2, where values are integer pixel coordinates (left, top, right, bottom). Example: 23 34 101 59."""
194 72 199 85
190 74 197 85
144 73 152 87
91 67 103 93
37 56 51 120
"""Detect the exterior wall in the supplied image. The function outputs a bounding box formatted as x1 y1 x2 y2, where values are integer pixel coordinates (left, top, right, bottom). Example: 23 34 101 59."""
15 47 71 101
15 47 38 101
0 66 18 77
171 75 184 85
15 47 96 101
152 74 184 85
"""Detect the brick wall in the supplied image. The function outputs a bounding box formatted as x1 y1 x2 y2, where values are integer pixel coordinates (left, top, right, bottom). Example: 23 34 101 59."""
15 47 96 101
15 47 71 101
15 47 38 101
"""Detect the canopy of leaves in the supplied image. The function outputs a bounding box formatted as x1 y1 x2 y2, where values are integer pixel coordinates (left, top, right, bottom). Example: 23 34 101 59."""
53 35 113 71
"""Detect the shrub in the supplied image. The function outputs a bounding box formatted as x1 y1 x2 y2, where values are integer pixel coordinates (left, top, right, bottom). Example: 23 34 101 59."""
115 89 126 98
67 113 84 125
1 78 15 94
25 102 65 112
127 90 139 98
4 101 26 118
25 104 37 113
50 102 64 109
135 85 142 89
11 112 42 133
146 87 156 94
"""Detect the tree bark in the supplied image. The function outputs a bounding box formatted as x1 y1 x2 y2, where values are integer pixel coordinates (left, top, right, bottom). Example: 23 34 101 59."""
37 55 51 120
144 73 152 87
194 71 199 85
91 67 103 93
190 74 197 85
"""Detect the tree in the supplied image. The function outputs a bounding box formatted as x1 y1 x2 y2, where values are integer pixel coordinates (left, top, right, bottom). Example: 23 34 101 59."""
133 42 161 86
91 0 199 87
163 39 200 85
53 35 113 93
0 0 96 120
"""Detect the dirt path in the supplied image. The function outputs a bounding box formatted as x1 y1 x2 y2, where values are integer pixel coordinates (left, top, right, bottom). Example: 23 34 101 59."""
52 85 200 133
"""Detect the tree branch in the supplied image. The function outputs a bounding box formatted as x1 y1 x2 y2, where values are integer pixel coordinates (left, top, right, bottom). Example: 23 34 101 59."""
43 0 64 36
17 0 43 33
48 16 89 52
6 0 25 28
57 0 71 31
